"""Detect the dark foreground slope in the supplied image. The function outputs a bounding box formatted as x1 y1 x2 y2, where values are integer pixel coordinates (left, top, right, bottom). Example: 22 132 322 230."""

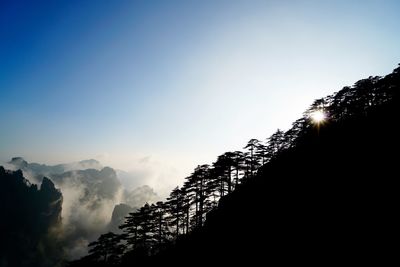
69 66 399 267
150 86 398 265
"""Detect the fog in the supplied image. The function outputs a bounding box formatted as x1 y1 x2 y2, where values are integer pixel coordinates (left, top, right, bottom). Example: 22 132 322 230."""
3 157 160 259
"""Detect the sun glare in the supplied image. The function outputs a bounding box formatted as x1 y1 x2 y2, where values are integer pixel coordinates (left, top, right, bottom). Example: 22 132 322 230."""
310 110 326 124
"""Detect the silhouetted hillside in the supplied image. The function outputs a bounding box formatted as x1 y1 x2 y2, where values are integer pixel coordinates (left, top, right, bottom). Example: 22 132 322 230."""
0 168 63 267
154 98 397 265
150 69 399 265
72 64 399 266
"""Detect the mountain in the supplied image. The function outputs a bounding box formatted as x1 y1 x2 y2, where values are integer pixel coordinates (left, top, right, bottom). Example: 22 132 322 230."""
0 168 63 267
69 64 399 266
4 158 161 261
149 69 399 265
51 167 122 201
108 204 135 233
6 65 399 266
8 158 103 182
107 186 159 233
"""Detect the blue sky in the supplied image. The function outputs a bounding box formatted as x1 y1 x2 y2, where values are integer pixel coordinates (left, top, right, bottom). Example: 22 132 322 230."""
1 0 400 193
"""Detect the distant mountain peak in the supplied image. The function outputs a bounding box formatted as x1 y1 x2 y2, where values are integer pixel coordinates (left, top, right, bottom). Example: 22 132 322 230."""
10 156 25 161
100 166 116 176
9 157 28 168
79 159 101 165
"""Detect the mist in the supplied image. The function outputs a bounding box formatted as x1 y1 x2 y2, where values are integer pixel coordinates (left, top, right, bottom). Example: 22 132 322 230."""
3 157 161 260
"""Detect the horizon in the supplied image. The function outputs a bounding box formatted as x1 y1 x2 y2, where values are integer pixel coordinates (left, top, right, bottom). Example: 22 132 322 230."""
1 0 400 195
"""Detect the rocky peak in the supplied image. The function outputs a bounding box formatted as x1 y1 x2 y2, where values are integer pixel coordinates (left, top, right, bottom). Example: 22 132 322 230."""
9 157 28 169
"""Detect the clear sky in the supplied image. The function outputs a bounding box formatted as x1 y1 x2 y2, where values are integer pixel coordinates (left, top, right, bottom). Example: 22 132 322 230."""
1 0 399 194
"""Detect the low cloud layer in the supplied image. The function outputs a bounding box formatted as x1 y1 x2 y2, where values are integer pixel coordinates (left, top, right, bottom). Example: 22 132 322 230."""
116 155 183 198
4 157 162 260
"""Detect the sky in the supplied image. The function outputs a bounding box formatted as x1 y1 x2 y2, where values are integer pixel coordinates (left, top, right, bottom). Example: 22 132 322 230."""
1 0 400 194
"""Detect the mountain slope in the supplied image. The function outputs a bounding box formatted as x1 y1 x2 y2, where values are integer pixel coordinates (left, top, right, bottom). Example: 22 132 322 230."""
68 65 399 267
147 73 399 265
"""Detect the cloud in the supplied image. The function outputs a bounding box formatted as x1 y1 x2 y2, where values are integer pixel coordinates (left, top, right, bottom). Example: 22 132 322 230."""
49 168 124 259
138 155 151 164
117 156 181 198
4 157 164 260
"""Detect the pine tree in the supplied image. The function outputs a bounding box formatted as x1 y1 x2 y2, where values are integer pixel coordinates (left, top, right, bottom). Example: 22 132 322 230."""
166 187 184 238
244 139 262 178
87 232 124 264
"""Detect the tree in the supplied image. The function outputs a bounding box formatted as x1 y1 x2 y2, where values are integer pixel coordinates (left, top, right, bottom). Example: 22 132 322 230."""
119 203 155 254
184 165 211 228
213 152 235 195
166 187 184 238
231 151 245 187
244 139 262 178
87 232 124 265
120 209 140 251
266 130 285 159
180 185 192 234
135 203 154 251
151 201 169 252
255 142 268 165
192 165 210 227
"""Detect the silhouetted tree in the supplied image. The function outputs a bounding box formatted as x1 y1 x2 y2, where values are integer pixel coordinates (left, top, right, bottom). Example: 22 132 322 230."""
266 130 285 159
191 165 210 227
136 203 155 251
180 185 192 234
255 142 268 165
120 210 140 251
119 203 155 255
87 232 124 265
232 151 245 187
244 139 262 178
166 187 184 238
213 152 235 195
150 201 169 252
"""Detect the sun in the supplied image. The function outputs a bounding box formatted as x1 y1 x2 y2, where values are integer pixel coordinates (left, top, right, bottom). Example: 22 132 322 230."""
310 110 326 124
